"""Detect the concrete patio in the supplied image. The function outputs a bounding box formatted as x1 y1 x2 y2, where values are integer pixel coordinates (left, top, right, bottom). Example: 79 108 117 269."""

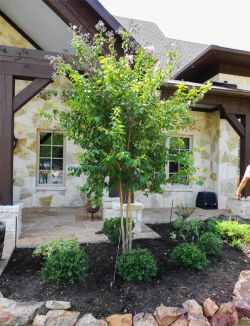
16 206 230 248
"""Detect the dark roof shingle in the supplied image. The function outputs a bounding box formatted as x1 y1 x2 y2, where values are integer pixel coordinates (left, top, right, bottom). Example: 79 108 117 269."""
115 16 208 73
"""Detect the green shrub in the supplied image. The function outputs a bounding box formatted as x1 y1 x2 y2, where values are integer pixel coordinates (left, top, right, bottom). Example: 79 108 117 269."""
179 219 205 242
102 217 134 244
172 215 183 230
216 220 250 244
33 238 89 284
232 238 243 251
33 238 78 259
198 232 223 256
170 243 208 270
206 219 219 234
117 248 158 281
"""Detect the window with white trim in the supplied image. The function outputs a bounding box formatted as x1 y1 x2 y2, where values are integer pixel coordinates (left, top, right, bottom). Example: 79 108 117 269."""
168 136 192 185
37 132 64 186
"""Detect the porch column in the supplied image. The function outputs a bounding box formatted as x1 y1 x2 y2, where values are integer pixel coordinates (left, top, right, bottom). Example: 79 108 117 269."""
0 74 14 205
240 114 250 197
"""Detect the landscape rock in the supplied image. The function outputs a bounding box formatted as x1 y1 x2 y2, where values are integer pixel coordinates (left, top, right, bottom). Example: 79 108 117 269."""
203 298 219 318
44 310 80 326
0 297 44 325
106 313 133 326
45 300 71 310
211 302 238 326
188 313 210 326
233 270 250 300
133 312 158 326
234 296 250 318
154 304 186 326
182 299 203 315
33 314 47 326
76 313 107 326
0 291 3 298
170 314 188 326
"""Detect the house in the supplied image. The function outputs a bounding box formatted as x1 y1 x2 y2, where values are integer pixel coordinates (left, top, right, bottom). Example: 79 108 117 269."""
0 0 249 218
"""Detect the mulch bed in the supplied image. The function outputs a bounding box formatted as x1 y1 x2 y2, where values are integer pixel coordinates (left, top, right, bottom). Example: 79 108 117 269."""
0 222 249 318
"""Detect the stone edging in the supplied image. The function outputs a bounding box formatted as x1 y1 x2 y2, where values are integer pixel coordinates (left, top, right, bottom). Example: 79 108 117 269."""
0 270 249 325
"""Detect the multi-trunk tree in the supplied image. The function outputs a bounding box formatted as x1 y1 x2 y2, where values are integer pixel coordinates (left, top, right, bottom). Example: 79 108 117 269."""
49 21 210 251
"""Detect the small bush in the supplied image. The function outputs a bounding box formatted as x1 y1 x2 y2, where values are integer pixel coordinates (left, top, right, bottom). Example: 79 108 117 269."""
179 219 205 242
198 232 223 256
170 243 208 270
206 219 219 234
172 215 183 230
33 238 78 260
117 248 158 281
232 238 243 251
102 217 134 244
34 238 89 284
216 220 250 244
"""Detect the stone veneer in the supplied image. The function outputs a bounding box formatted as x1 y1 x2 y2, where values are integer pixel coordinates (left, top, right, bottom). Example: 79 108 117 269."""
0 16 242 210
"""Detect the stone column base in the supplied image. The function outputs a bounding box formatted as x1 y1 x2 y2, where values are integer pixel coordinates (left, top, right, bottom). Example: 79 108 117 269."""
230 197 250 219
0 204 23 239
103 197 144 232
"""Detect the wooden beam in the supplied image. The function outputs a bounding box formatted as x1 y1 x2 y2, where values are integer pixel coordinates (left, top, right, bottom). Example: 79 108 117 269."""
14 78 51 113
221 109 245 137
240 114 250 196
0 74 14 205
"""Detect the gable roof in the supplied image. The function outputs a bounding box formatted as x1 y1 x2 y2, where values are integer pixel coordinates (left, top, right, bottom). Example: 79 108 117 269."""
115 16 208 72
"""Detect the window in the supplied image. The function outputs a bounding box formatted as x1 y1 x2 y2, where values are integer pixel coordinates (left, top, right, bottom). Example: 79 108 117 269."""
168 136 191 185
38 132 64 186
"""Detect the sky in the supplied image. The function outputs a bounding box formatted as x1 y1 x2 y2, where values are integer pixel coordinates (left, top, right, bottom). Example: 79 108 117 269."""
99 0 250 51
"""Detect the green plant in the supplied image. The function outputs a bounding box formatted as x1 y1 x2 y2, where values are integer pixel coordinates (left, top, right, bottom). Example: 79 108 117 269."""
179 219 205 242
48 22 210 251
206 219 219 234
216 220 250 244
232 238 243 251
170 231 177 240
34 239 89 284
103 217 135 244
198 232 223 256
117 248 158 281
172 215 183 230
170 243 208 270
176 203 195 220
33 238 79 259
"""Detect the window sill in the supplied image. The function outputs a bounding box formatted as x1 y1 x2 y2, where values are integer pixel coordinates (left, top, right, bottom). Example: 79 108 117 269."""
36 186 66 191
164 185 193 192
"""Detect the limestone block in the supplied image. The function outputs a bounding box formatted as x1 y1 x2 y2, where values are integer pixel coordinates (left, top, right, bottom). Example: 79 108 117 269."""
153 304 186 326
230 198 250 219
45 300 71 310
203 298 219 318
106 313 132 326
0 204 23 239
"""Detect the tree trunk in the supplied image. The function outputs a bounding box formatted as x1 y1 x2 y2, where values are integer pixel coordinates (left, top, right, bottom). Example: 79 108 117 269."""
127 188 133 250
119 177 125 252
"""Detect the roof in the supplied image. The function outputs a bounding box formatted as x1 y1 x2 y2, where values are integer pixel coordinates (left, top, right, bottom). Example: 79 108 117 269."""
173 45 250 82
115 16 208 72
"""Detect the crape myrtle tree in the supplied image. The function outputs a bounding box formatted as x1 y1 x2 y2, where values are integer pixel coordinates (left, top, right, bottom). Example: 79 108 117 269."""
49 21 211 251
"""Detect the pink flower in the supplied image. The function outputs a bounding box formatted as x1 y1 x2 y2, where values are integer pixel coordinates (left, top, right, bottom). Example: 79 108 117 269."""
145 46 155 54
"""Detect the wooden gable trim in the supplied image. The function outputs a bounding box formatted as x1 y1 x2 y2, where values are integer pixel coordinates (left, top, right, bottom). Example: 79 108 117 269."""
0 10 42 50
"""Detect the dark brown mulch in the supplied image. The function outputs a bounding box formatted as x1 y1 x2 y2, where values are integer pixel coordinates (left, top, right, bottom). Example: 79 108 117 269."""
0 222 249 318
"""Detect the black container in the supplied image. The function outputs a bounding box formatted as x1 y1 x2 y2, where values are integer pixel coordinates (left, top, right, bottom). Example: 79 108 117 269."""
0 221 6 260
196 191 218 209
